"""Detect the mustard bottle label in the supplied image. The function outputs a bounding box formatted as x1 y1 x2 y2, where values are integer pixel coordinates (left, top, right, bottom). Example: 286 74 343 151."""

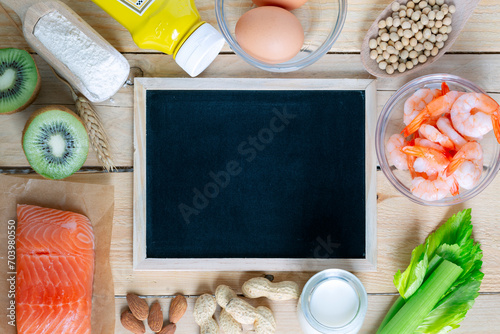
118 0 155 15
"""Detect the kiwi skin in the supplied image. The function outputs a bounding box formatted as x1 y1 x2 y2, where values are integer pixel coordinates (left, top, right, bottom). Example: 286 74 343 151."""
22 105 88 179
1 50 41 115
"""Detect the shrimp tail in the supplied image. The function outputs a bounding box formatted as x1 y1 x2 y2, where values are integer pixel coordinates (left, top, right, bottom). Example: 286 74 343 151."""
492 111 500 144
445 157 465 177
407 155 417 178
441 82 450 96
450 176 460 196
402 111 429 137
402 145 447 161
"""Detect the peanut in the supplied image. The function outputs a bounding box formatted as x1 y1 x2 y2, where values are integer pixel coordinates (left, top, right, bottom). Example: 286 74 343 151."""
242 277 300 301
215 285 237 309
254 306 276 334
200 318 218 334
215 285 242 334
225 298 276 334
219 309 243 334
225 297 258 325
193 294 218 334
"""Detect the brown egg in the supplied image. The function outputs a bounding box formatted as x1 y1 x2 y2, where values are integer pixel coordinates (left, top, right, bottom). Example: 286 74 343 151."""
235 6 304 64
252 0 308 11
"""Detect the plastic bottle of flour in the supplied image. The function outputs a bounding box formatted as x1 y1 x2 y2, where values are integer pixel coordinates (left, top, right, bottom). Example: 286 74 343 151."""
297 269 368 334
92 0 225 77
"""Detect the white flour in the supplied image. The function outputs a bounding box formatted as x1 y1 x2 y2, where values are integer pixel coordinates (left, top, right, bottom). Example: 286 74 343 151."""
34 11 129 102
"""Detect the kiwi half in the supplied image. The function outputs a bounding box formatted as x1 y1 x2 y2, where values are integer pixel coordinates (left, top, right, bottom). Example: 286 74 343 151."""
22 106 89 180
0 48 41 114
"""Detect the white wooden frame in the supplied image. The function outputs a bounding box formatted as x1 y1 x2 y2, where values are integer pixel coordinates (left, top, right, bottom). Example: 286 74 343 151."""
134 78 377 271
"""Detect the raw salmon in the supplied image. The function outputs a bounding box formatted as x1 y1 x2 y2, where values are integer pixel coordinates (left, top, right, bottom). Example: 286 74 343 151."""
16 205 95 334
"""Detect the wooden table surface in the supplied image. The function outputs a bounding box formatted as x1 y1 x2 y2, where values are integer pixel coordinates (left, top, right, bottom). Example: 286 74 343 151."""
1 0 500 333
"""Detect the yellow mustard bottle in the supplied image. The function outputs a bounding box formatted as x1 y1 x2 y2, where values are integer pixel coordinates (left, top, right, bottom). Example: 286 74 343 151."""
91 0 225 77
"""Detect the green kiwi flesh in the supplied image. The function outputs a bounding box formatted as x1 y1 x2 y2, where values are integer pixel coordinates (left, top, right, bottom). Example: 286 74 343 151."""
0 48 40 114
23 107 89 180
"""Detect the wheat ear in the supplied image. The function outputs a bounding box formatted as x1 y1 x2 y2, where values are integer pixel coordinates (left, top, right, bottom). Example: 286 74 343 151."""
73 94 116 171
52 69 116 171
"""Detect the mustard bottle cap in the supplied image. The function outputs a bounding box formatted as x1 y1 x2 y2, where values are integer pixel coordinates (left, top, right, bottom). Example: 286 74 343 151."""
175 23 225 77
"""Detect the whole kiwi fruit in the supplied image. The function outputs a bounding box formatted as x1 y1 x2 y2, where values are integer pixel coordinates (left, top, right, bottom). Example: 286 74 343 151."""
22 106 89 180
0 48 41 114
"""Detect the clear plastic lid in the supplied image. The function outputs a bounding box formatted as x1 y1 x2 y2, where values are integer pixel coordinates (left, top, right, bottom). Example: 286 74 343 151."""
175 23 225 77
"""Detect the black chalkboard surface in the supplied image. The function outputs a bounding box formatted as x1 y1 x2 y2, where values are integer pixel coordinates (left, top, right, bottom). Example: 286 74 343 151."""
134 78 377 271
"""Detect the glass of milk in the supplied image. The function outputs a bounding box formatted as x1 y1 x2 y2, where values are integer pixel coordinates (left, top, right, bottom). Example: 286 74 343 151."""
297 269 368 334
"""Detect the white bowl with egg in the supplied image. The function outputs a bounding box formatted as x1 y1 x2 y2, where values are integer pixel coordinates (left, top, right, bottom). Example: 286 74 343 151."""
215 0 347 72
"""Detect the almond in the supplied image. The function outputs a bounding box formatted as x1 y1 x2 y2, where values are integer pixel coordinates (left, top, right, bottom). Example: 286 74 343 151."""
127 293 149 321
148 301 164 332
121 310 146 334
158 323 176 334
169 295 188 323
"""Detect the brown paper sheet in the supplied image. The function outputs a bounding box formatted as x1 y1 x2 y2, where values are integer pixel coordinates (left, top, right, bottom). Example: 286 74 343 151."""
0 174 115 333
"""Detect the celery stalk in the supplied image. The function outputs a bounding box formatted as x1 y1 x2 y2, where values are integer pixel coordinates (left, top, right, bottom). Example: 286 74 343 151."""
376 295 405 334
378 260 463 334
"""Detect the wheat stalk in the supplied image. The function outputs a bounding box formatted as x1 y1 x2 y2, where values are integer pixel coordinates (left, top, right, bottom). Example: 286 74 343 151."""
74 94 116 171
51 69 116 171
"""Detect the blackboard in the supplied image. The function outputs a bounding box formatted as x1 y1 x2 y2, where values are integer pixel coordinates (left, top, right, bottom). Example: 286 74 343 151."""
134 79 377 271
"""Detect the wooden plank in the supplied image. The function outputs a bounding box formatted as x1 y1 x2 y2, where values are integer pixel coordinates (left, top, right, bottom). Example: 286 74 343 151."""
1 0 499 53
113 294 500 333
10 53 500 108
4 53 500 109
21 172 500 295
2 54 500 168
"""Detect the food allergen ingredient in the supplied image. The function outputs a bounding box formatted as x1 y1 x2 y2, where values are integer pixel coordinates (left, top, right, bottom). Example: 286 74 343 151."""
215 285 238 308
369 0 454 74
169 295 188 323
225 297 277 333
22 106 89 180
148 301 164 332
216 286 243 333
73 92 116 171
127 293 150 321
252 0 308 10
158 323 177 334
122 310 146 334
235 6 304 64
226 298 259 324
194 294 218 334
387 82 500 200
34 11 129 102
220 309 244 334
254 306 277 334
0 48 40 115
242 277 300 301
16 205 95 333
377 210 483 333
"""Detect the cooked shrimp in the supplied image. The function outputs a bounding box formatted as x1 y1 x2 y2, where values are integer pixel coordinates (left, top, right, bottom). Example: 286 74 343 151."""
436 116 467 150
402 145 450 175
386 134 408 170
411 172 458 201
450 93 500 141
404 88 441 125
403 91 465 137
445 141 483 189
419 124 455 150
411 138 448 178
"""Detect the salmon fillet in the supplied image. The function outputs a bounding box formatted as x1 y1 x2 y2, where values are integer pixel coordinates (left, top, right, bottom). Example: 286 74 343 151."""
16 205 95 334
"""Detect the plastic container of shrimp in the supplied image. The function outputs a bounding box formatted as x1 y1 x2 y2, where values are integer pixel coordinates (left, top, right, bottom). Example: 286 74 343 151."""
376 73 500 206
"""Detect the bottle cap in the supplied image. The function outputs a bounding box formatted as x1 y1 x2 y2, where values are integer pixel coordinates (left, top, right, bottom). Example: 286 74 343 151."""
175 23 225 77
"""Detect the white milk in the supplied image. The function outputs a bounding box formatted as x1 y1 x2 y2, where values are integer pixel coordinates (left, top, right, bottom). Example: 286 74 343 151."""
310 279 359 327
297 269 367 334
